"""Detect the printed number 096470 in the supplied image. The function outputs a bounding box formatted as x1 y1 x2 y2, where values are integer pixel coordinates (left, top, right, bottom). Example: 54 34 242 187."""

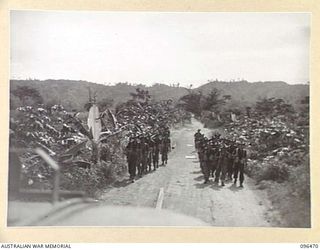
300 244 319 248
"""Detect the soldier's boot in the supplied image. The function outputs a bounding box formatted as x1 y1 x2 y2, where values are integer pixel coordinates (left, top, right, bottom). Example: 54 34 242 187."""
221 181 225 186
153 160 156 170
240 180 244 187
211 171 215 178
145 165 148 174
149 161 152 171
239 170 244 187
138 168 143 178
234 178 237 185
130 176 135 183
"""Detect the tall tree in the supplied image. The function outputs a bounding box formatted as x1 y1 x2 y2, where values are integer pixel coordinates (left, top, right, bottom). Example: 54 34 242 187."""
98 98 114 111
11 86 43 106
255 97 294 117
130 88 151 103
202 88 226 112
178 91 202 116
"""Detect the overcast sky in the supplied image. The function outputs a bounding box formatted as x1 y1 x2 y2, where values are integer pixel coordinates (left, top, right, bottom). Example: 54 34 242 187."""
10 11 310 87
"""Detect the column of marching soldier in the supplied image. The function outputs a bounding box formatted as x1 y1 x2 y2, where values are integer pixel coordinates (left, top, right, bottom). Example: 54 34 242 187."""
125 127 171 183
194 129 247 187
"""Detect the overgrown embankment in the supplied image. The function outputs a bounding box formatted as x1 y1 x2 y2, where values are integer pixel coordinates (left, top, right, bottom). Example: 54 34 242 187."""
9 88 191 198
204 115 310 227
176 84 310 227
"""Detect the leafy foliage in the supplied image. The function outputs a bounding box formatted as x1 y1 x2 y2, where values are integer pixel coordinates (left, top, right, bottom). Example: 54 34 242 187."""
130 88 151 103
201 89 226 111
179 88 227 117
11 86 43 107
218 95 310 227
178 91 202 116
255 97 295 117
10 90 190 196
84 98 114 112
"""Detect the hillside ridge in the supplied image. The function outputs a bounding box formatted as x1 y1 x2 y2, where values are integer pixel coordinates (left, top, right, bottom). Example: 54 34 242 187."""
10 79 309 110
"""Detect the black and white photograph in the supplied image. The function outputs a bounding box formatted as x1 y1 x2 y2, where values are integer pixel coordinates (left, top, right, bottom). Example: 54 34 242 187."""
8 10 310 228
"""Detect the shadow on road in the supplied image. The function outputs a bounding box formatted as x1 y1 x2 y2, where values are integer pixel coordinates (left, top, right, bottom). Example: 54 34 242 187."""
193 175 204 181
190 170 202 174
112 167 161 188
194 183 210 189
210 183 223 190
194 181 224 190
112 179 132 188
228 183 243 192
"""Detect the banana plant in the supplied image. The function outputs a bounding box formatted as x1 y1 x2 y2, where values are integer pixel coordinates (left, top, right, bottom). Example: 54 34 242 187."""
60 105 127 166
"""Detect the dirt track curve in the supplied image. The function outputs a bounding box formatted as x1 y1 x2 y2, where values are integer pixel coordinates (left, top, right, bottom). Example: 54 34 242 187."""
99 119 273 227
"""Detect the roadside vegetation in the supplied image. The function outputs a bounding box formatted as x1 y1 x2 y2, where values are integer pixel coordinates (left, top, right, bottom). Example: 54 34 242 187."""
9 86 190 196
179 89 310 227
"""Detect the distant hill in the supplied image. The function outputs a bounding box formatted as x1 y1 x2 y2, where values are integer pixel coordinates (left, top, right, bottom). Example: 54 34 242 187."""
10 79 189 110
195 80 309 108
10 79 309 110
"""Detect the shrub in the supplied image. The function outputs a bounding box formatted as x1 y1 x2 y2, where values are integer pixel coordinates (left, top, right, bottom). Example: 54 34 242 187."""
258 159 290 182
60 161 126 196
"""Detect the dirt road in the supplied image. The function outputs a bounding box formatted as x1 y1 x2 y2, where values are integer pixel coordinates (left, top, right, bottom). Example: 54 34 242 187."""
99 119 273 227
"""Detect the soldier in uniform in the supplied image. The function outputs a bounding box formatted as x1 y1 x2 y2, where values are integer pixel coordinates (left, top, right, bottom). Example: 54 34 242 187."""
207 142 216 180
152 134 160 169
210 143 218 179
136 137 143 178
233 142 247 187
140 136 149 174
197 134 206 160
164 126 170 138
202 144 211 184
226 141 236 180
161 135 171 165
147 135 154 172
219 143 229 186
213 143 222 183
198 138 207 174
125 138 137 182
194 129 202 151
213 142 228 186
